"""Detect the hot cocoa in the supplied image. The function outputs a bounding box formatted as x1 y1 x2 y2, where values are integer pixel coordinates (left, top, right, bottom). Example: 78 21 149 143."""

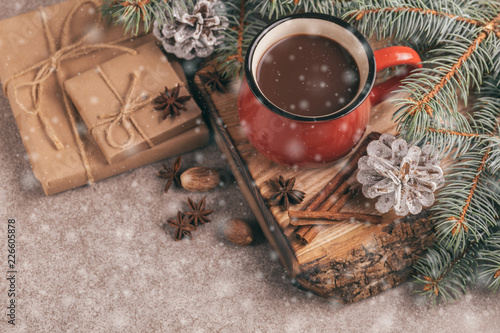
256 34 360 117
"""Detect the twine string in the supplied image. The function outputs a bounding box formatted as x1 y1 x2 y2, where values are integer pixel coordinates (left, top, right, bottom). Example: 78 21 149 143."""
91 66 154 150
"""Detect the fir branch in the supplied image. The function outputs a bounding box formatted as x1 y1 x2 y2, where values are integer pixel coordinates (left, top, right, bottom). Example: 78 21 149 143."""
251 0 349 19
214 0 266 78
486 135 500 174
351 7 484 27
230 0 246 64
404 57 500 160
426 128 497 139
414 242 478 301
478 230 500 292
348 0 500 24
299 0 347 15
423 128 499 160
433 147 500 252
471 72 500 135
393 30 497 150
405 28 492 117
445 148 491 237
345 1 500 161
344 3 500 161
416 223 500 300
404 59 500 163
253 0 299 19
100 0 191 35
343 1 488 47
250 0 350 19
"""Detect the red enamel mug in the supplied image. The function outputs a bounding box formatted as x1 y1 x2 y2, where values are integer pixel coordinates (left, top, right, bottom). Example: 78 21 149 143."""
238 13 422 167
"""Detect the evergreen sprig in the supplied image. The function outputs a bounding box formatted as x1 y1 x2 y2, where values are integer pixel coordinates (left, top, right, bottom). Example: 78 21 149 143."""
478 231 500 293
100 0 193 35
252 0 346 19
414 243 479 301
213 0 266 78
434 147 500 249
344 0 500 302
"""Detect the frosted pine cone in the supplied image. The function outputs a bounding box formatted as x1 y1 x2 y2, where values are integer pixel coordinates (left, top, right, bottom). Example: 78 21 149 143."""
153 0 228 60
357 134 444 216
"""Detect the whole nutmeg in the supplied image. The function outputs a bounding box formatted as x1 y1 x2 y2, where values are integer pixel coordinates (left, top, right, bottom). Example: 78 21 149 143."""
180 167 220 192
224 219 253 246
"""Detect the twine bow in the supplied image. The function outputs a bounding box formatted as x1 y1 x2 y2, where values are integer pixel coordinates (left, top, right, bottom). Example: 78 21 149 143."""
91 66 154 150
2 0 139 184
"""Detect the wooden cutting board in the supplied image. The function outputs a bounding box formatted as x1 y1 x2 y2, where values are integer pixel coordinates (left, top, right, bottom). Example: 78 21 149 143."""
193 66 434 303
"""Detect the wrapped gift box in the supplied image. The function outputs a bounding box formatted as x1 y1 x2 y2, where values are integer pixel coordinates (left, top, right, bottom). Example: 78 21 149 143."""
0 0 209 195
65 41 204 164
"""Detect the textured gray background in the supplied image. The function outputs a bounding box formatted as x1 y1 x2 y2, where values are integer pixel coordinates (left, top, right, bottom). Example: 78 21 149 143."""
0 1 499 332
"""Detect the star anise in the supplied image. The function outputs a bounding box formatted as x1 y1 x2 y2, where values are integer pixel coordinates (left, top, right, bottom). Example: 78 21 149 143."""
158 156 182 193
198 70 229 93
184 197 214 227
154 84 192 120
166 211 197 241
268 176 305 211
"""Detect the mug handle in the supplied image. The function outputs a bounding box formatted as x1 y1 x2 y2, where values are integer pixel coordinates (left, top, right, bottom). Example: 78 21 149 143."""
369 46 422 106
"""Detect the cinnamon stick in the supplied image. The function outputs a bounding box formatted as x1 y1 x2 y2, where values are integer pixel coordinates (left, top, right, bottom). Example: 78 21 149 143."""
303 131 381 211
294 132 381 242
331 188 358 211
295 220 317 243
317 182 351 211
296 188 355 244
296 224 322 244
295 184 350 243
289 211 383 225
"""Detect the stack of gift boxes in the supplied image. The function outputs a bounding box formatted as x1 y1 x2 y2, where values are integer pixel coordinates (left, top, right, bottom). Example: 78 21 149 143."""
0 0 210 195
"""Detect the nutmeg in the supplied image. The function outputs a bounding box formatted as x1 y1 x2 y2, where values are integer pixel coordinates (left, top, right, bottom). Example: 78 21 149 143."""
224 219 254 246
180 167 220 192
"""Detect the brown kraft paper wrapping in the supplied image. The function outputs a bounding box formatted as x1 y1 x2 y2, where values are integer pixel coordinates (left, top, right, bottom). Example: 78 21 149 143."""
65 41 204 164
0 0 210 195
